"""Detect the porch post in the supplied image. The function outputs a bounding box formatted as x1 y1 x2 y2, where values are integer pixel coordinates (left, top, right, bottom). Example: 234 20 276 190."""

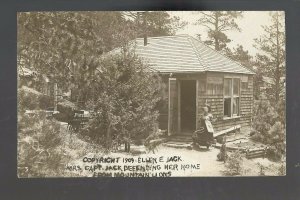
178 80 181 134
168 78 178 136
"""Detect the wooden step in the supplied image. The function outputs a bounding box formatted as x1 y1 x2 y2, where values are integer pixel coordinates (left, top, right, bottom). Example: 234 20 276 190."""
163 142 192 149
168 137 192 143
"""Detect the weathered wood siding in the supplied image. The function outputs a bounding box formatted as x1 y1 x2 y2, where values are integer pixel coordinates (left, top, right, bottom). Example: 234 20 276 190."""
158 72 254 134
197 72 253 133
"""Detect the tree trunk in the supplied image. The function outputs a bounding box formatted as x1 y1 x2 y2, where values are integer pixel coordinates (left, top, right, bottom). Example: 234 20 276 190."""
106 121 112 149
125 142 130 152
214 12 220 51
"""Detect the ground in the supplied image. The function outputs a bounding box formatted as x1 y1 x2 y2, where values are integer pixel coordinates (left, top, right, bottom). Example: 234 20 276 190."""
60 123 285 177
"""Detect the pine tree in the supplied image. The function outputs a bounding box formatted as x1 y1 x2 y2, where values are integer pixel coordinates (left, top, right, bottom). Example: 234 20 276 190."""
194 11 243 51
254 11 285 104
122 11 187 37
83 46 164 152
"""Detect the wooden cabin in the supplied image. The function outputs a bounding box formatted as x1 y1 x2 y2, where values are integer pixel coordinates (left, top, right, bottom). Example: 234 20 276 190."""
134 35 255 136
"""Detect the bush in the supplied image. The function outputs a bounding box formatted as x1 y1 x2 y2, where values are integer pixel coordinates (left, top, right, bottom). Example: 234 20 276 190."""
251 99 286 161
82 49 163 152
251 100 278 143
18 86 53 111
223 150 244 176
265 122 286 161
144 128 165 153
18 111 68 177
277 161 286 176
39 94 53 109
18 88 40 111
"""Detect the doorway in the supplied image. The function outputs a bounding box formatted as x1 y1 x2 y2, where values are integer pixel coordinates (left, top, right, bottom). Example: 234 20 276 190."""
180 80 196 133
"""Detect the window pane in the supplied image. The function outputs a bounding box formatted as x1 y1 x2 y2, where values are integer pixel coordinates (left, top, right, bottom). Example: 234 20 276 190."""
224 79 232 96
224 98 231 117
233 97 239 115
233 79 240 95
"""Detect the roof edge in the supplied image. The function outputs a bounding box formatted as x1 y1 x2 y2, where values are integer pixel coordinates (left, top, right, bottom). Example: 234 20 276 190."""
188 36 256 75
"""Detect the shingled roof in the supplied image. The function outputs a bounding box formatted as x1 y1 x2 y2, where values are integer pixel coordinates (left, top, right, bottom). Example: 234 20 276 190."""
134 35 254 74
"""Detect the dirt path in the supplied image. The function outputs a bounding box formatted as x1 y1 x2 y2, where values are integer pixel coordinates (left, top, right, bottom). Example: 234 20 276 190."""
61 123 284 177
150 146 226 176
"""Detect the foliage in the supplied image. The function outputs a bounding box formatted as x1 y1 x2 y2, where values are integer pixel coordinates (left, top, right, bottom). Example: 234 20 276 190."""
277 161 286 176
18 88 40 111
254 11 285 104
194 11 243 51
251 13 286 160
81 48 164 152
18 86 53 111
251 100 286 160
18 112 68 177
252 100 278 141
225 45 254 70
223 150 244 176
18 11 135 108
123 11 187 37
276 97 286 125
265 122 286 161
257 163 266 176
144 129 166 153
18 11 183 108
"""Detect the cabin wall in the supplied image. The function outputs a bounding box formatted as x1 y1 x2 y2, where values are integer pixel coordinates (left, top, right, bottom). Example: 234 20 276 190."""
158 72 254 134
197 72 253 133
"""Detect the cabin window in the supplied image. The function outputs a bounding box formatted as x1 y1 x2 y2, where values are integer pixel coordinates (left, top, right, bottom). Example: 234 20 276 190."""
224 78 240 117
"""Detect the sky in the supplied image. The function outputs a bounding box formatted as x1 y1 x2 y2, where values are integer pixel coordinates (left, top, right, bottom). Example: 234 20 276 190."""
168 11 284 56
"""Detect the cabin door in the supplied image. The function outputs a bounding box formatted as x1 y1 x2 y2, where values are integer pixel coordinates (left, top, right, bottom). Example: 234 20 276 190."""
180 80 196 134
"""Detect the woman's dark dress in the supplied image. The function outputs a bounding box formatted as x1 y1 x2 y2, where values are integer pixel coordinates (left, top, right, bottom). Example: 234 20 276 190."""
192 115 214 147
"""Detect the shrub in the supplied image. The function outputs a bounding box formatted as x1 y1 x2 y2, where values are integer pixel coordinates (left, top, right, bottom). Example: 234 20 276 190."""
223 150 244 176
277 161 286 176
39 94 53 109
251 99 286 161
18 86 53 111
265 122 286 161
82 49 163 152
144 128 165 153
18 111 68 177
251 100 278 143
257 163 266 176
18 88 40 111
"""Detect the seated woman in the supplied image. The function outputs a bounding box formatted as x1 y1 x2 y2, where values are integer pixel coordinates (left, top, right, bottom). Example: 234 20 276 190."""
192 104 215 149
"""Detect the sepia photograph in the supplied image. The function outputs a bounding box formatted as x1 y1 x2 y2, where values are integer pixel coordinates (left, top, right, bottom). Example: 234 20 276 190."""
17 11 286 177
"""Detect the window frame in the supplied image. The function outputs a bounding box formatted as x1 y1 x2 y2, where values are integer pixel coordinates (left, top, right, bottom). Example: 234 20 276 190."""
223 77 241 118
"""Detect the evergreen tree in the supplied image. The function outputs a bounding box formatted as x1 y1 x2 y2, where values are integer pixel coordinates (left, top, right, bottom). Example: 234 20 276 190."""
194 11 243 51
225 44 253 70
18 12 136 107
254 11 285 104
123 11 187 37
83 46 164 152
